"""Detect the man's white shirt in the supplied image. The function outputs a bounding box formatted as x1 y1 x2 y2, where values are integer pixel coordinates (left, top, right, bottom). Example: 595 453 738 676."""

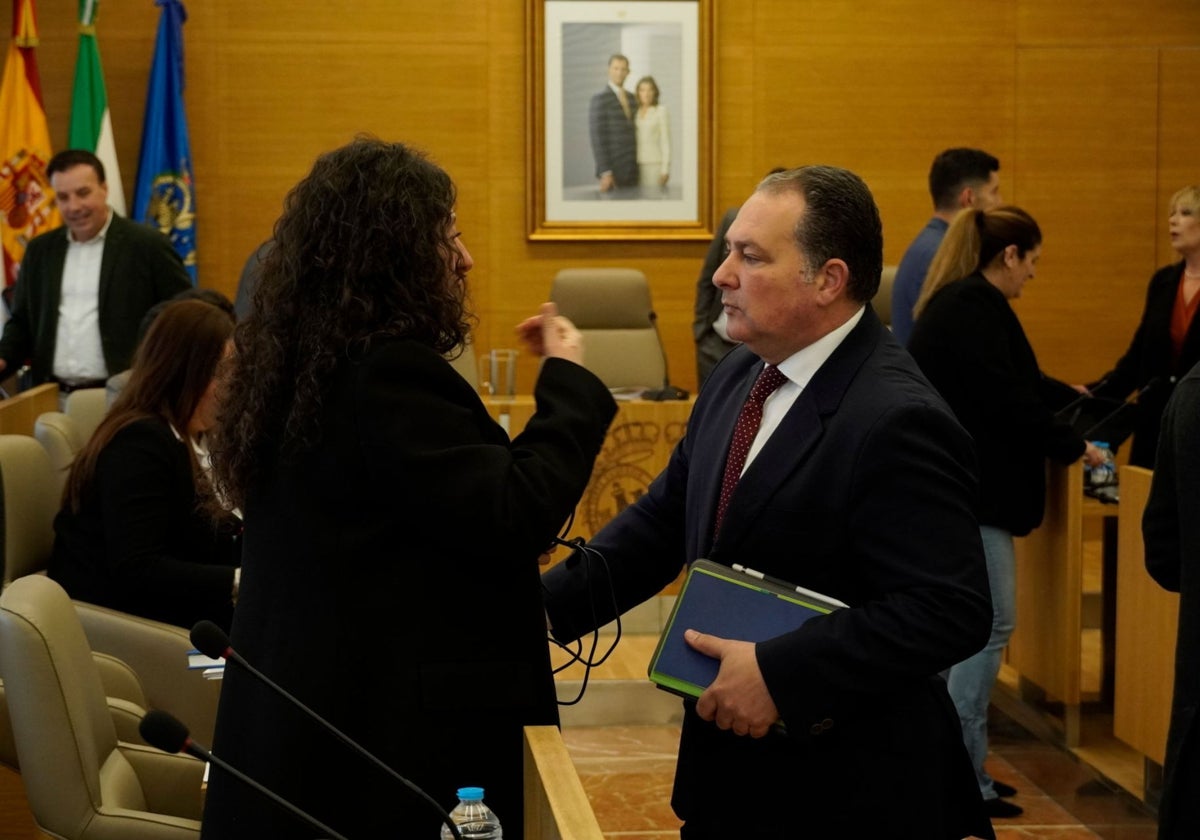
53 209 113 382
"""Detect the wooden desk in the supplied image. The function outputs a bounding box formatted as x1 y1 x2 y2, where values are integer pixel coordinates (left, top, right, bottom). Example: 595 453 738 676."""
0 383 58 437
485 396 693 542
523 726 604 840
1113 465 1177 774
1009 461 1118 745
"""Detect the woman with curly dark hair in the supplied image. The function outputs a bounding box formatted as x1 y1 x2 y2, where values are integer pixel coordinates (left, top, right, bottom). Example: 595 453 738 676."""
201 137 616 839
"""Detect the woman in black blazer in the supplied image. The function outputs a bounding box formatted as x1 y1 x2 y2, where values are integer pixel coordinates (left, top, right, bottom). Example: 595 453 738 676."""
200 138 616 840
1087 186 1200 468
50 299 240 631
908 206 1105 820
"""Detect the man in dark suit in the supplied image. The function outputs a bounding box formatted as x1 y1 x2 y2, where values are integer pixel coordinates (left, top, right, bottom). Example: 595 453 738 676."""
1143 360 1200 840
692 206 739 387
544 166 995 838
0 149 190 389
588 54 638 194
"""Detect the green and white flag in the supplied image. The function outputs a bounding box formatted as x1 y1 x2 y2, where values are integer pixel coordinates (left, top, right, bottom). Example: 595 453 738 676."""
68 0 124 214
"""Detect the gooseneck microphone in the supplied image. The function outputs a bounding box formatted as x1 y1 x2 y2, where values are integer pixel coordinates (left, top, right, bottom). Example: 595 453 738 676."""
190 621 462 840
138 710 350 840
642 311 690 401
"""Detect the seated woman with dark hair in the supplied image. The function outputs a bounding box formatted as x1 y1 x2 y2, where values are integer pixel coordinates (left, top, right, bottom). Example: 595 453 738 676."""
50 299 241 631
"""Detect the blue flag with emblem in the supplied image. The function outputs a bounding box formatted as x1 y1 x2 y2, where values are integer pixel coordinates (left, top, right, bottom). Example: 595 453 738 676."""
131 0 195 282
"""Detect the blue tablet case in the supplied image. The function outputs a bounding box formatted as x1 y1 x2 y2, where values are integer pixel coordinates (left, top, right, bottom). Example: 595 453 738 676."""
647 559 845 699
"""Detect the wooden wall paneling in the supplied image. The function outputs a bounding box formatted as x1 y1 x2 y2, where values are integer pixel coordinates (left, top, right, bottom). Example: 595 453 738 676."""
1018 0 1200 48
755 0 1013 47
749 44 1015 266
1011 48 1159 385
1157 48 1200 268
228 1 489 41
193 28 492 297
5 0 1196 398
476 3 529 372
711 0 755 210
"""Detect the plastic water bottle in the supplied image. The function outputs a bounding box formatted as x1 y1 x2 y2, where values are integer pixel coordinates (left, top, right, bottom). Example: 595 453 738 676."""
1087 441 1115 486
440 787 502 839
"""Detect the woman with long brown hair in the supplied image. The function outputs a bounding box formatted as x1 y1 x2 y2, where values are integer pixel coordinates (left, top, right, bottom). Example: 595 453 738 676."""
49 299 240 630
908 206 1105 820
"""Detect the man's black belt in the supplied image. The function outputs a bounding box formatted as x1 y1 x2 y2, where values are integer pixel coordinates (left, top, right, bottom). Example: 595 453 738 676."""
53 377 107 394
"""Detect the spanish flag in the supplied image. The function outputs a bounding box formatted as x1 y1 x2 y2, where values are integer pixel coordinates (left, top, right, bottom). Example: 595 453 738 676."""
0 0 60 300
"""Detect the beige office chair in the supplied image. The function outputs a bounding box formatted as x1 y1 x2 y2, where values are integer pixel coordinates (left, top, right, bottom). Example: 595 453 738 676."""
34 410 84 498
446 341 478 389
64 386 108 444
0 575 204 838
0 434 221 765
549 268 667 390
0 435 58 586
872 265 898 329
0 433 151 766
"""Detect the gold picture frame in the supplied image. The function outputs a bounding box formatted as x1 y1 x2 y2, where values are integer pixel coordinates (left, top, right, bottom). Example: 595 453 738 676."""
527 0 715 241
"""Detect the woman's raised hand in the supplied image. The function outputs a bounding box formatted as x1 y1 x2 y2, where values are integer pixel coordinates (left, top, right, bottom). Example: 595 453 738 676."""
515 302 584 365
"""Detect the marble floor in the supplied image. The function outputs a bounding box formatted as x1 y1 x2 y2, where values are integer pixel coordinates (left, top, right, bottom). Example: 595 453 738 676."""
555 628 1160 840
561 707 1159 839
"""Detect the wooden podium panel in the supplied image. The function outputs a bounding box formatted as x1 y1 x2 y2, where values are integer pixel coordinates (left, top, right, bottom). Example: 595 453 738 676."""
0 383 58 437
1113 466 1178 765
1009 462 1117 745
485 396 693 543
523 726 604 840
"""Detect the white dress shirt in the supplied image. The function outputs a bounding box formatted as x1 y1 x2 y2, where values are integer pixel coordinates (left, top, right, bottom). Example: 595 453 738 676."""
53 209 114 382
740 306 866 475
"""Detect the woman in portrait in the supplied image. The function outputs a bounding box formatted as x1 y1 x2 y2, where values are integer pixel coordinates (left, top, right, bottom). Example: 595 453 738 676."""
201 137 616 839
635 75 670 194
1084 185 1200 468
907 206 1105 821
49 299 240 631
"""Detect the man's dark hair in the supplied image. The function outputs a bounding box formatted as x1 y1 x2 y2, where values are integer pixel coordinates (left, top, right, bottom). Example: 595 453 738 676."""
928 148 999 212
758 165 884 303
46 149 106 184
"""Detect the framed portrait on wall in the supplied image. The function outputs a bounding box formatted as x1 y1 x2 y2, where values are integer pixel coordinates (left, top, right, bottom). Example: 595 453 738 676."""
527 0 714 241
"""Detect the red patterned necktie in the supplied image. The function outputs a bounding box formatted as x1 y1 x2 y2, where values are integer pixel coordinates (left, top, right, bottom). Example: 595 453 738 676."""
714 364 789 535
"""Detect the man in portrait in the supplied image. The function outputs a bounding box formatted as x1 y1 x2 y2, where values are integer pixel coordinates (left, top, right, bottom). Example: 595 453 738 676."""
588 53 639 196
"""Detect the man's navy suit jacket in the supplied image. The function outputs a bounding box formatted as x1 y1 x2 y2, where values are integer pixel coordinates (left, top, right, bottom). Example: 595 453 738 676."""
544 306 995 838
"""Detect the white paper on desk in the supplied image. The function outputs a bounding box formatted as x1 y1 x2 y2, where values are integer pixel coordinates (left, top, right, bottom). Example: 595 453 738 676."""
609 387 648 401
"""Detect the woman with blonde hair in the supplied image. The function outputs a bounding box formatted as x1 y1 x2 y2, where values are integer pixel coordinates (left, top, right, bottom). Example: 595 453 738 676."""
908 205 1105 820
1084 185 1200 467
